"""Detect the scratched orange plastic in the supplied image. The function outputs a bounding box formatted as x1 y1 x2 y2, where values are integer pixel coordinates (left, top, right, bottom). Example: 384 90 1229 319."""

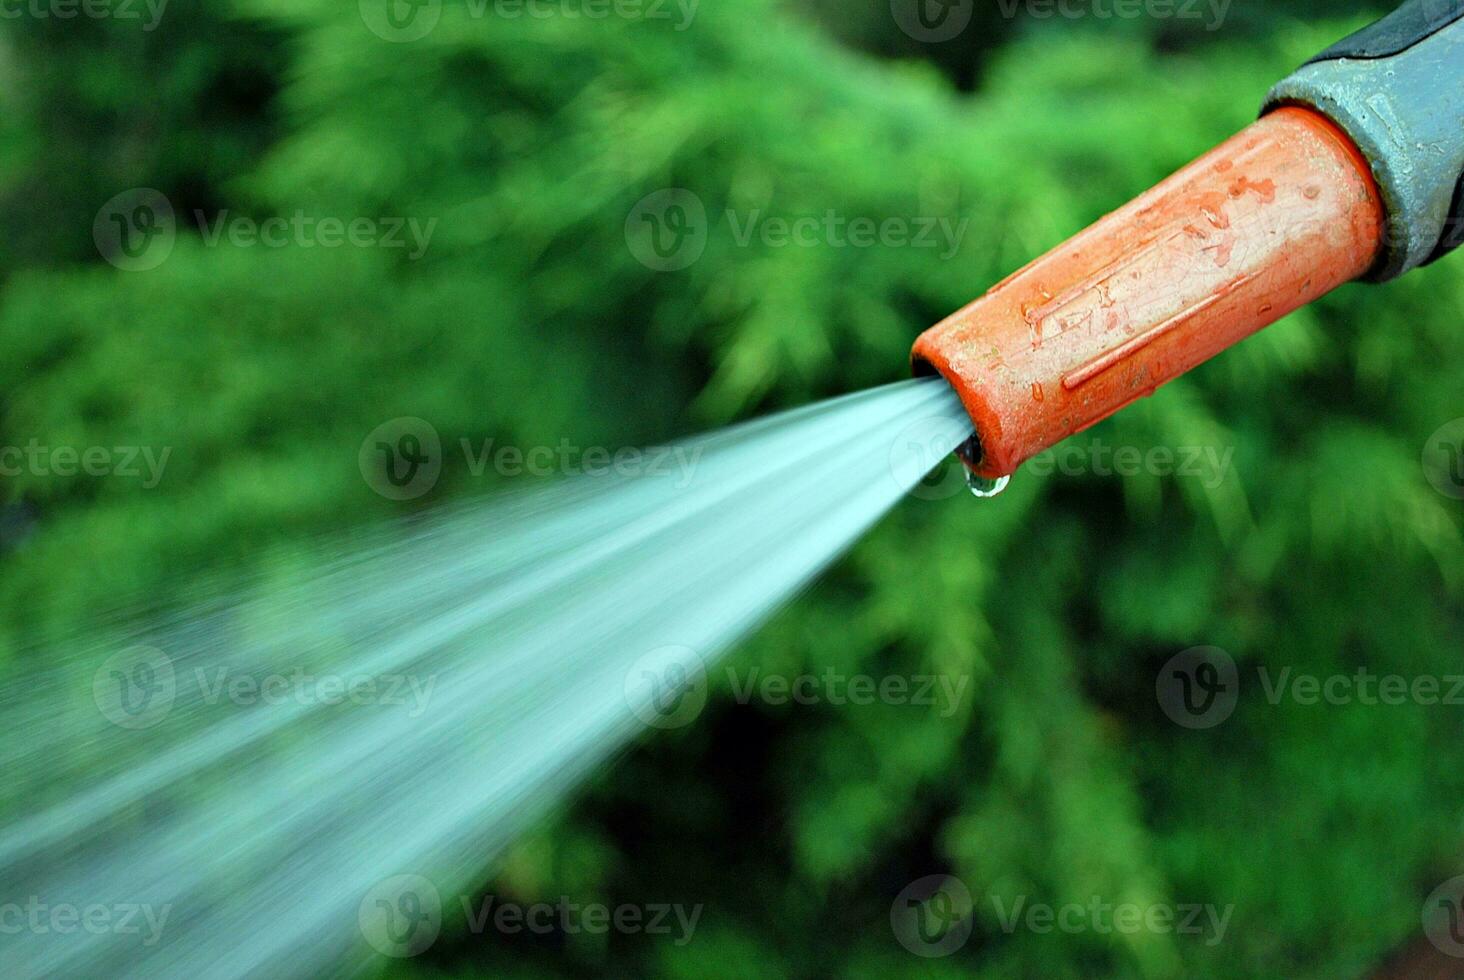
911 106 1384 478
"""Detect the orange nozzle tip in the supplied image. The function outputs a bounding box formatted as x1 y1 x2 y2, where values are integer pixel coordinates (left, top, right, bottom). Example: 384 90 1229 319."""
912 106 1383 478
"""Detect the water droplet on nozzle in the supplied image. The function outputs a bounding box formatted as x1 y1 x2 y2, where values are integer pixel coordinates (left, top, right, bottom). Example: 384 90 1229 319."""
966 472 1010 499
955 433 1010 499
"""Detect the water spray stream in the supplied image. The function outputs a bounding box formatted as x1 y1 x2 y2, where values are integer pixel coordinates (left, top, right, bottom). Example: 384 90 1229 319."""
0 378 972 979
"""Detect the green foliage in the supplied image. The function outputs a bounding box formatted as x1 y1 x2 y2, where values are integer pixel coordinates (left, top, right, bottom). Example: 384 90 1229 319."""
2 1 1462 977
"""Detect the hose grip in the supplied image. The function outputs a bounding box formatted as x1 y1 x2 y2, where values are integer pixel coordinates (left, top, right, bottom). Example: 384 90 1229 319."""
1264 0 1464 280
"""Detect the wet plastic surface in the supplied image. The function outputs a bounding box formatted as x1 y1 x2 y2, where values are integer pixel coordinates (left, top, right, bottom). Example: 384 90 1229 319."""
912 107 1384 478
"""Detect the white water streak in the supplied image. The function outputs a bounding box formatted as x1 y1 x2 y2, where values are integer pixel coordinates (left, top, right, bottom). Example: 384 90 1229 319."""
0 378 971 978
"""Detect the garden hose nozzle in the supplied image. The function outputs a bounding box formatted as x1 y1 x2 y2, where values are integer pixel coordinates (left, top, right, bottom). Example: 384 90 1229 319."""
913 0 1464 479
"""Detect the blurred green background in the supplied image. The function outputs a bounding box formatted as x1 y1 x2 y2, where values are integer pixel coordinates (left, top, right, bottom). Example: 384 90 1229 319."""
3 0 1464 976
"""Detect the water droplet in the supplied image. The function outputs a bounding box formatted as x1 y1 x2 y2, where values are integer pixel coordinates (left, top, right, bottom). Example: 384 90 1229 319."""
966 471 1010 499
